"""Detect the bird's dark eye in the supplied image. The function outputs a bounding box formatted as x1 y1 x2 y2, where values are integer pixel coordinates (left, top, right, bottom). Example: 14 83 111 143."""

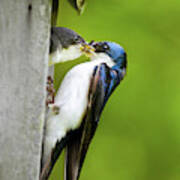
73 36 80 43
103 43 109 50
93 42 109 52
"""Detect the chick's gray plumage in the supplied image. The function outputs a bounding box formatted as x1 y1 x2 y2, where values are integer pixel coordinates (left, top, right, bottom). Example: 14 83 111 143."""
50 27 85 54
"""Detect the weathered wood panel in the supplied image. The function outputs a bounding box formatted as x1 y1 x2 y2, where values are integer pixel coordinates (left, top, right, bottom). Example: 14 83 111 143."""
0 0 50 179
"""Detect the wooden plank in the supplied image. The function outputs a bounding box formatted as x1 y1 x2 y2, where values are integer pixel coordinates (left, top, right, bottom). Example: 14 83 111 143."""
0 1 50 179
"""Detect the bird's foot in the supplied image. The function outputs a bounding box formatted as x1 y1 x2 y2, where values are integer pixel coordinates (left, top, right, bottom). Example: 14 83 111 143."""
46 76 55 106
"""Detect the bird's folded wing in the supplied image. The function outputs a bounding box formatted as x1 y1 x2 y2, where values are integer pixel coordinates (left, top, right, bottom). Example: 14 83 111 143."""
64 63 122 180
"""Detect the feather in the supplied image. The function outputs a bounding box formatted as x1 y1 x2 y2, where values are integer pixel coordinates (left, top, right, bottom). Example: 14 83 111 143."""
64 63 122 180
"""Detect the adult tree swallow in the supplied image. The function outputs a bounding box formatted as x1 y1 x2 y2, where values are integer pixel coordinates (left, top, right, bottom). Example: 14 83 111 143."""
41 41 127 180
49 27 92 66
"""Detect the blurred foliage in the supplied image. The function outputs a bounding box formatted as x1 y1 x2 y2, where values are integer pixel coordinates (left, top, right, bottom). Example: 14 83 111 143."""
51 0 180 179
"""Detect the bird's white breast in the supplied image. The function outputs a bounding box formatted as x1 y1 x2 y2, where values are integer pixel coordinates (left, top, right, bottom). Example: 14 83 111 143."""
43 53 114 163
49 44 83 65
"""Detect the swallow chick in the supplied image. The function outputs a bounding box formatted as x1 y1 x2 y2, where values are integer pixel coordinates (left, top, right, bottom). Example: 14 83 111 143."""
49 27 94 66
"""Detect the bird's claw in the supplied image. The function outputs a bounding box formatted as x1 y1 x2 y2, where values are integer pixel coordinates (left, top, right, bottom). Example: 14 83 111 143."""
46 76 55 106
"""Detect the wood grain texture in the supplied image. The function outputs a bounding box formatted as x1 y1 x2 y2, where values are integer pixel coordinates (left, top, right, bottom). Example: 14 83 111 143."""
0 0 50 179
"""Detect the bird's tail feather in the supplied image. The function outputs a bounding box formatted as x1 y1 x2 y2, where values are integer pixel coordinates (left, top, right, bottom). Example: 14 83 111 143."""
40 138 67 180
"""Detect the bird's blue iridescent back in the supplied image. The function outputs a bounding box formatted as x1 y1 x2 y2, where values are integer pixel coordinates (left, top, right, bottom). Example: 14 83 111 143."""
93 41 127 106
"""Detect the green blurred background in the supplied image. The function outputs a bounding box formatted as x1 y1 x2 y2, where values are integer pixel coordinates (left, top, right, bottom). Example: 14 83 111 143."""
51 0 180 179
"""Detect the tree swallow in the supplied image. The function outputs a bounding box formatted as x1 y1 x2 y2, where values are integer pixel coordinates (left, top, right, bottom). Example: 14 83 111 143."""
41 41 127 180
49 27 92 66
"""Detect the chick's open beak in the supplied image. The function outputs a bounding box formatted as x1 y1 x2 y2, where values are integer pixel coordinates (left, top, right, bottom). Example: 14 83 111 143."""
80 43 95 57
